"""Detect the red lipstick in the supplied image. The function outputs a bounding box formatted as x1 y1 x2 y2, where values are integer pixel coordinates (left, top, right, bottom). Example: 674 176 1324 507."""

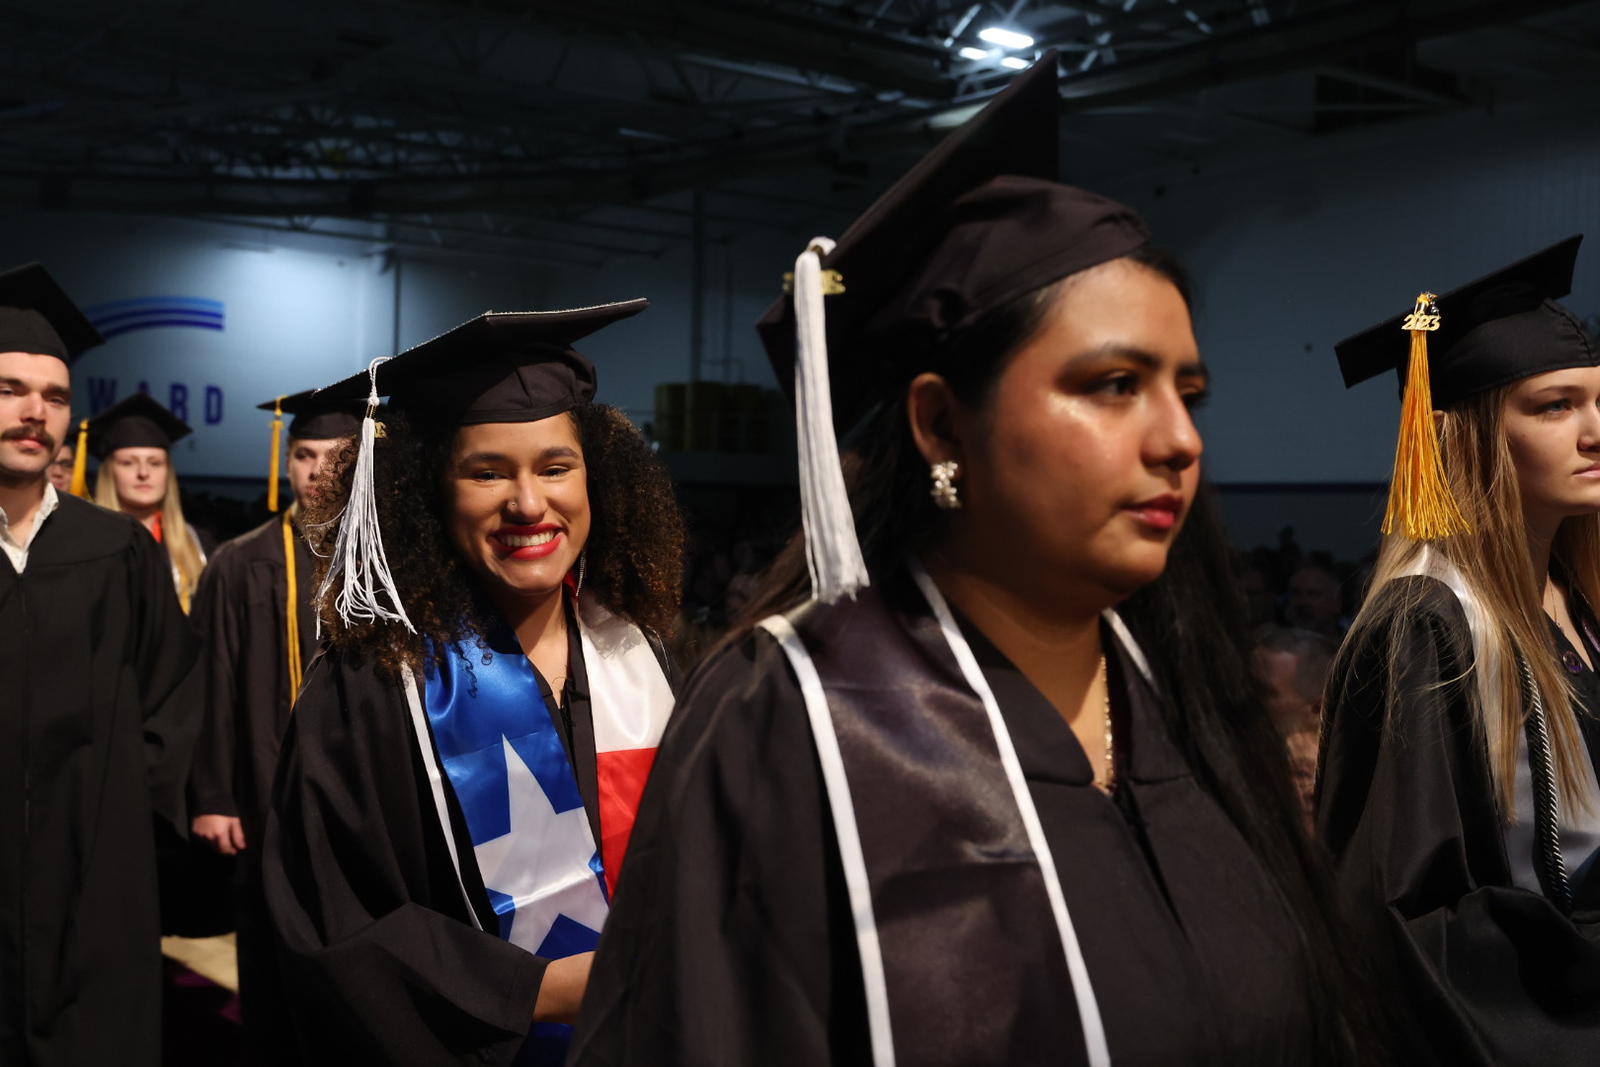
491 523 564 560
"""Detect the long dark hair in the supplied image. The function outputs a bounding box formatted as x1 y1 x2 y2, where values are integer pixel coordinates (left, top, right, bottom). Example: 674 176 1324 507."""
737 247 1393 1062
1118 487 1394 1062
308 403 686 675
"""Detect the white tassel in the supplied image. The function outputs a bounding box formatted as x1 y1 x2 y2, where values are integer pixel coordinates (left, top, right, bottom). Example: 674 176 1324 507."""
793 236 870 603
315 357 416 633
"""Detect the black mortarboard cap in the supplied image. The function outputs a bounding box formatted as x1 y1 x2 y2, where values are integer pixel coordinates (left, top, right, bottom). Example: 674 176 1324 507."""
1335 235 1594 407
314 301 647 424
0 262 105 363
257 389 365 440
756 53 1150 433
311 300 647 634
86 392 193 458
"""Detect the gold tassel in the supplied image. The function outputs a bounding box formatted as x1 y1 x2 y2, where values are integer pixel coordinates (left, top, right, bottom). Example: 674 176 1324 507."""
1382 293 1470 541
267 396 284 513
282 507 304 703
69 418 90 498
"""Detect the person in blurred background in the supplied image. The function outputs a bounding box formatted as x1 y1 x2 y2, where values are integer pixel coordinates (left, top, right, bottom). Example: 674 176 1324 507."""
0 262 201 1067
1285 561 1347 639
1251 626 1335 829
1239 560 1280 629
1320 236 1600 1065
45 441 72 491
87 392 211 611
187 389 364 1064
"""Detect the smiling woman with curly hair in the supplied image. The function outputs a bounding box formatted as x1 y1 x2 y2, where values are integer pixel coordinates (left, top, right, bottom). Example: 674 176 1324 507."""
309 398 684 676
262 300 685 1067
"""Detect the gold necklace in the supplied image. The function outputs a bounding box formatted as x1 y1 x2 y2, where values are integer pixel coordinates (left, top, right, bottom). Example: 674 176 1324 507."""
1093 654 1116 795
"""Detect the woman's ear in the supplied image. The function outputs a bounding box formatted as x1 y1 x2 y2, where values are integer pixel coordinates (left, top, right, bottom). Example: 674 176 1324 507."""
906 372 965 468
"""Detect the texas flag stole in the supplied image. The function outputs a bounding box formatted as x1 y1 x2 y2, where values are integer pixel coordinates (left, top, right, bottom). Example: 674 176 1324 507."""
415 598 673 1061
576 597 675 895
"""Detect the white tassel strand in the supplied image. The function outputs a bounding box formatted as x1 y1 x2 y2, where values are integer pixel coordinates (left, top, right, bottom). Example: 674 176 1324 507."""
315 357 416 633
793 236 870 604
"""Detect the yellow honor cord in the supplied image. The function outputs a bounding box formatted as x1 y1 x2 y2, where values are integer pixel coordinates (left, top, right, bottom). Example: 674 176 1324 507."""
267 397 285 513
282 507 304 703
1382 292 1471 541
69 418 90 498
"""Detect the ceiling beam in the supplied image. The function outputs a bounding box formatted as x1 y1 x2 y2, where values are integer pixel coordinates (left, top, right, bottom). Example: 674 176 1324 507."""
1049 0 1592 113
412 0 956 98
3 0 1591 220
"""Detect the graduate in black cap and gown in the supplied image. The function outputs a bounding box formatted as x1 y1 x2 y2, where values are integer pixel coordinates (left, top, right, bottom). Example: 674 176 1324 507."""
186 389 363 1061
0 264 201 1066
573 57 1388 1067
82 391 212 610
263 304 685 1066
1319 236 1600 1065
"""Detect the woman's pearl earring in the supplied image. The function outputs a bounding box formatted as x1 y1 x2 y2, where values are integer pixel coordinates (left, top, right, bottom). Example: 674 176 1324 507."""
930 461 962 510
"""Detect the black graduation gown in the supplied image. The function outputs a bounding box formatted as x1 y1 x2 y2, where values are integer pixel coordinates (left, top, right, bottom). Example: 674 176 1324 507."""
1317 575 1600 1066
191 513 316 841
571 614 1316 1066
0 493 203 1067
187 512 316 1055
264 607 665 1066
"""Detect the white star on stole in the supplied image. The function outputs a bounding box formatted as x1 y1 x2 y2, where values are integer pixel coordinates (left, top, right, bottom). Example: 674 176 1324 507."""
472 736 609 954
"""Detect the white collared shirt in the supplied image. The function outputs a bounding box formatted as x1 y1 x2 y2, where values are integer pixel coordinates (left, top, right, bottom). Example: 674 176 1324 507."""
0 481 59 574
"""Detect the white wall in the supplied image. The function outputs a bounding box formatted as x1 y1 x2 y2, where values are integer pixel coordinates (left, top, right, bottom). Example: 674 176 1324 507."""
0 208 790 480
2 212 391 479
391 238 786 426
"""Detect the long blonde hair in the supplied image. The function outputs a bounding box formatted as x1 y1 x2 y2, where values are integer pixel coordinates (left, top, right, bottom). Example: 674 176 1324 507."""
95 460 206 611
1354 383 1599 817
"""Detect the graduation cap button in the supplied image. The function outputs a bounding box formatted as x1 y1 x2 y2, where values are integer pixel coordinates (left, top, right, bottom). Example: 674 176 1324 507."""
781 270 845 296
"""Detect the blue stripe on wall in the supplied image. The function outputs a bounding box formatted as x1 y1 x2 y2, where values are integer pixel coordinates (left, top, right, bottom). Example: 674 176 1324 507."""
83 296 226 339
92 307 224 328
99 317 227 340
85 295 224 315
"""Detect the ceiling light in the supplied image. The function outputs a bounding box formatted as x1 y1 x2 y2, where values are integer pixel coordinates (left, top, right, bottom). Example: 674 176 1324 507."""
957 46 991 61
999 56 1030 70
978 27 1034 50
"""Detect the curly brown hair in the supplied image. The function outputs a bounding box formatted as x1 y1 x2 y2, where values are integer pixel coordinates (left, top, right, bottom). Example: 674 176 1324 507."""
306 403 685 675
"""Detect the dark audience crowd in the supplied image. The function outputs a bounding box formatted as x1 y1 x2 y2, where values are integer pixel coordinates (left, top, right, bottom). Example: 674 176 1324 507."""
1236 528 1373 828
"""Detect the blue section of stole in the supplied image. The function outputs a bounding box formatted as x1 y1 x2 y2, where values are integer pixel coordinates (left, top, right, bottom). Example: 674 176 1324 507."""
423 624 599 1066
426 629 585 837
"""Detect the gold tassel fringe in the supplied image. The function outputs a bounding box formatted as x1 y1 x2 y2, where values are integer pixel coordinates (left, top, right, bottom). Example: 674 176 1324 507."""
1382 293 1470 541
281 507 303 703
69 418 90 498
267 397 284 513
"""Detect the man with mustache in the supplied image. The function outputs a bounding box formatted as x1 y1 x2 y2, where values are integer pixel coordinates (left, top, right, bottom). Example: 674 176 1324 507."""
0 263 202 1067
186 390 362 1063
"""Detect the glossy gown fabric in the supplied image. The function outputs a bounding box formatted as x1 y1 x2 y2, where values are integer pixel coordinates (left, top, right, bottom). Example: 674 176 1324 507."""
572 574 1316 1066
264 608 668 1066
1317 575 1600 1066
772 581 1092 1062
187 512 316 1059
0 494 202 1067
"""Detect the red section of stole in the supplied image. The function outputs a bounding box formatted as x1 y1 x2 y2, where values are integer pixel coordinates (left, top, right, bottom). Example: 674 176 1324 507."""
595 747 658 897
